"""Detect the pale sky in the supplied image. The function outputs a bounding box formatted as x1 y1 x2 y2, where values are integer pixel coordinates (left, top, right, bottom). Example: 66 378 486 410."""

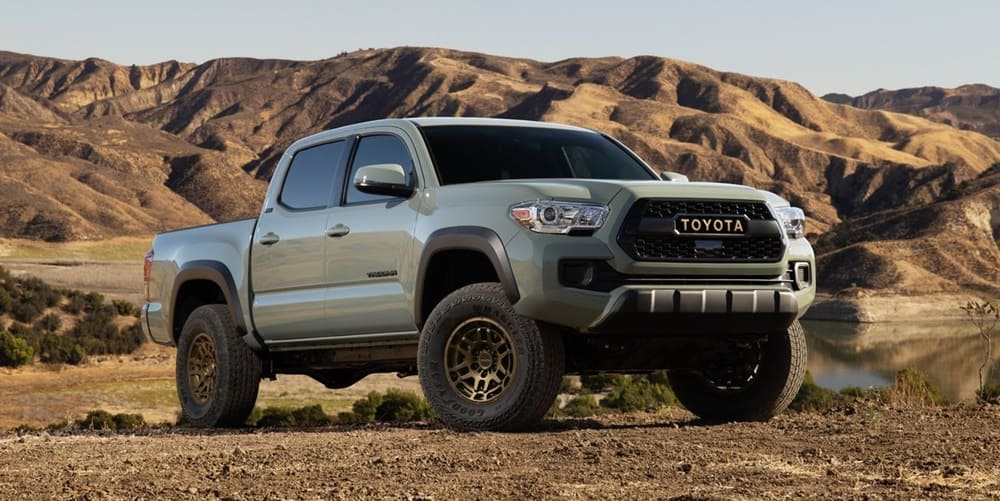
1 0 995 96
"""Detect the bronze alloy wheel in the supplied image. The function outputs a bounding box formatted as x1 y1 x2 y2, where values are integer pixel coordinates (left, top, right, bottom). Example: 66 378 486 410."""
444 317 517 402
187 331 217 405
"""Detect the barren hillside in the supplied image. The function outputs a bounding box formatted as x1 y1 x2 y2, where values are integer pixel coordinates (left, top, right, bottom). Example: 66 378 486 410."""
816 165 1000 297
0 47 997 296
824 84 1000 139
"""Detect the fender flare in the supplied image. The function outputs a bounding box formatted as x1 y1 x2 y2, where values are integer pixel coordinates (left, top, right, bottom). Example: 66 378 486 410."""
414 226 520 327
170 260 248 340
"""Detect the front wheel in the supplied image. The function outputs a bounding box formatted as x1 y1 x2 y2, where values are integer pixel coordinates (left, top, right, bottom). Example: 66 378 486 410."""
418 283 564 431
669 321 807 422
176 305 261 427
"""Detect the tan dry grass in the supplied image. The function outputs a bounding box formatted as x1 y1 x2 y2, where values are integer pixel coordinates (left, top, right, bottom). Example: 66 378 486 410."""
0 236 152 261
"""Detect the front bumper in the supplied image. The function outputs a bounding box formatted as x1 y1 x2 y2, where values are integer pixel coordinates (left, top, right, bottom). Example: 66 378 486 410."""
588 288 798 335
505 229 815 335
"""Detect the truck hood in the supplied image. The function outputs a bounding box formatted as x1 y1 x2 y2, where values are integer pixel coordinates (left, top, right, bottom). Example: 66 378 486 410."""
469 178 783 206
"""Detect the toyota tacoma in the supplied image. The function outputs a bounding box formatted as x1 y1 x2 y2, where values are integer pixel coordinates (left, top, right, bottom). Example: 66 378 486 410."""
141 117 815 431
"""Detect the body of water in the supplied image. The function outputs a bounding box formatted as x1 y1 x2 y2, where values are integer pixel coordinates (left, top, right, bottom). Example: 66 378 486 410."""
802 320 999 402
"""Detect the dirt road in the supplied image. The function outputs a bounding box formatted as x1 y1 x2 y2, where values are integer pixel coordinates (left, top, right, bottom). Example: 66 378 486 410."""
2 406 999 500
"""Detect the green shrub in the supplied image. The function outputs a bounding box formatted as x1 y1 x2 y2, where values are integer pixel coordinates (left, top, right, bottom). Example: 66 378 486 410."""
76 410 114 430
885 367 947 407
839 385 883 400
252 405 331 427
75 410 145 430
375 389 432 422
789 372 842 412
559 376 580 394
8 323 42 352
11 424 41 434
254 407 295 427
600 377 676 412
66 307 144 355
10 299 44 323
340 391 383 424
46 420 70 431
64 291 85 314
83 292 105 313
34 313 61 333
978 382 1000 404
39 333 87 365
117 321 147 352
111 413 146 430
20 276 61 308
0 330 34 367
336 390 433 424
0 288 12 314
112 299 139 317
291 404 332 426
245 407 264 426
561 393 602 417
580 373 631 393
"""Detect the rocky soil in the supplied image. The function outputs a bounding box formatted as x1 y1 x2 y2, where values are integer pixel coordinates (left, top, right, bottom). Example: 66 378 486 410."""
2 406 999 500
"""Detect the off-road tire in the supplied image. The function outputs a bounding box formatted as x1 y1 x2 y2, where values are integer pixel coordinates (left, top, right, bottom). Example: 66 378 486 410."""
669 320 807 422
418 283 564 431
176 305 261 427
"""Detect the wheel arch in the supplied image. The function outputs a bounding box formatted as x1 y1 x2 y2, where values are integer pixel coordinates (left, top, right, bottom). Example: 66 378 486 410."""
170 261 247 343
414 226 519 328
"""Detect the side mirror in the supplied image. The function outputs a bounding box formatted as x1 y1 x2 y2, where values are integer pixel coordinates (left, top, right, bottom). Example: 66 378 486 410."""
353 163 414 198
660 171 690 182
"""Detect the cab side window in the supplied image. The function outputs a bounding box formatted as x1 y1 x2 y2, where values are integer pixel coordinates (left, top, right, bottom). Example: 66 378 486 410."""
345 135 415 204
279 140 347 210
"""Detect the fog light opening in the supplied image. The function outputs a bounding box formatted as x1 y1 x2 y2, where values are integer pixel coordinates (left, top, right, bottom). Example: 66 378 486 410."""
793 262 812 290
560 261 596 288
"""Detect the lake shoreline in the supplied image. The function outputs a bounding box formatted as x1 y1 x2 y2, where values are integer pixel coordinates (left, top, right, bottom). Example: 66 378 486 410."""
804 293 986 323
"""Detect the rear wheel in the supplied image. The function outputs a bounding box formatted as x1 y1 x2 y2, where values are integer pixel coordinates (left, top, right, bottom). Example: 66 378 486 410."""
176 305 261 427
669 321 806 421
418 283 564 431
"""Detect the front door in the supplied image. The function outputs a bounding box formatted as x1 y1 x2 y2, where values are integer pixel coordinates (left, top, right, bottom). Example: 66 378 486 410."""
323 132 421 337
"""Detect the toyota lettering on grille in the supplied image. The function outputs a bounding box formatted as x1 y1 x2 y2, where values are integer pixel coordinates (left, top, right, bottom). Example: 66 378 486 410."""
675 215 749 235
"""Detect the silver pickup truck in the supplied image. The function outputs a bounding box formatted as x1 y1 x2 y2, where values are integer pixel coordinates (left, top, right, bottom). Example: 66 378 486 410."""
142 117 815 431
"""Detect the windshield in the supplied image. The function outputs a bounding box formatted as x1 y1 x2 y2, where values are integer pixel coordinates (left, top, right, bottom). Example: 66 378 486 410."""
420 125 656 185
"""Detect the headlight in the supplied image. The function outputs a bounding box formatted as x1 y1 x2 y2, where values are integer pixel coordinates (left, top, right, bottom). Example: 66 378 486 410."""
510 200 609 234
775 206 806 239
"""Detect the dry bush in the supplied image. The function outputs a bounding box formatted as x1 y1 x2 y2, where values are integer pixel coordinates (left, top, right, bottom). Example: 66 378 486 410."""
961 300 999 401
882 368 947 407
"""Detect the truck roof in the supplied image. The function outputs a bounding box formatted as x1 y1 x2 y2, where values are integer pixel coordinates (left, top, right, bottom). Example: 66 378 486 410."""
287 117 599 153
406 117 593 132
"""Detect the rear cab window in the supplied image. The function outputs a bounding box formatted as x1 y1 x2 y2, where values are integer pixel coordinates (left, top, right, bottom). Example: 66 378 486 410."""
279 140 348 210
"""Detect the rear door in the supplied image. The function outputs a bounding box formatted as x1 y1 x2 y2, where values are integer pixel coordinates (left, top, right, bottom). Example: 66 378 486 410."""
250 139 349 341
322 130 422 337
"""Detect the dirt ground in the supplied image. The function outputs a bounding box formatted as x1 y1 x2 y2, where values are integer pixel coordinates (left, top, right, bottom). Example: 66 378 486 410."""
1 406 998 500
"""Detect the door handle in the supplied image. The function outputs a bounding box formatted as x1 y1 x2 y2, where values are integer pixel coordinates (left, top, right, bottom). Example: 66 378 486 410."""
326 224 350 238
259 232 280 246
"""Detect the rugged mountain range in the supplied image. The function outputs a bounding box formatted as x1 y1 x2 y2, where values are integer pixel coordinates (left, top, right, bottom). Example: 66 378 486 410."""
0 47 997 296
816 164 999 297
824 84 1000 140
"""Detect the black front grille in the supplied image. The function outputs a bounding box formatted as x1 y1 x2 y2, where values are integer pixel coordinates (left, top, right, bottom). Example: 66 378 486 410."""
645 200 774 220
619 199 785 263
633 236 784 261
